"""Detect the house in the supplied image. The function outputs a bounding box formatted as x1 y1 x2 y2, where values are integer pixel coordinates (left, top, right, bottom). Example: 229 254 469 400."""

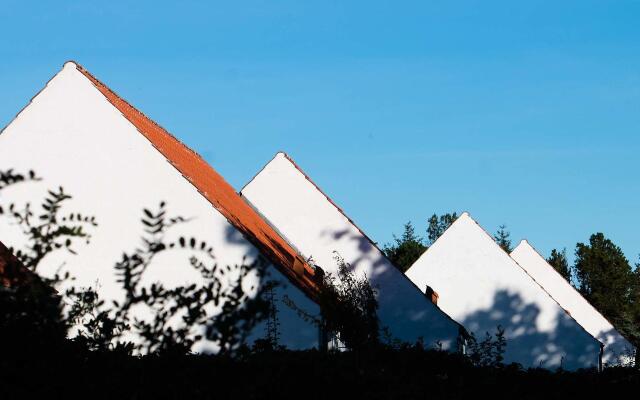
511 239 635 365
405 213 602 370
0 240 38 289
240 152 466 350
0 62 320 351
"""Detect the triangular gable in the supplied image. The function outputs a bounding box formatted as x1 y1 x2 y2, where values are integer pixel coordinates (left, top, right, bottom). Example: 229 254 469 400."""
74 64 317 297
511 240 634 365
0 62 320 350
1 61 316 299
241 152 465 350
406 213 601 370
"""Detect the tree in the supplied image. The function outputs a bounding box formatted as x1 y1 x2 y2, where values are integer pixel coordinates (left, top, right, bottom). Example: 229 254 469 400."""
547 248 572 283
70 202 275 355
426 212 458 245
383 222 427 272
1 169 275 356
574 233 633 331
494 225 512 253
384 213 459 272
284 252 380 351
466 325 507 368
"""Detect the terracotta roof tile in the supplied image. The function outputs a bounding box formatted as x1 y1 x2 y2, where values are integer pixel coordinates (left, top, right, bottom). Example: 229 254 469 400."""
0 240 36 288
74 63 317 299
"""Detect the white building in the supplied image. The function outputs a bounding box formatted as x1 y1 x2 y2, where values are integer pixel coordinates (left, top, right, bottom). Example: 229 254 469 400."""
406 213 602 370
240 152 466 350
0 62 320 351
511 240 635 365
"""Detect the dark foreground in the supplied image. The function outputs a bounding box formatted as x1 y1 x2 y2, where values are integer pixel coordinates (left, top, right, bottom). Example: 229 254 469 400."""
2 344 639 400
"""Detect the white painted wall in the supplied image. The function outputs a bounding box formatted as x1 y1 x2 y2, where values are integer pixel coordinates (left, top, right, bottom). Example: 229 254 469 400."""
241 153 464 350
511 240 634 365
406 213 601 370
0 63 319 351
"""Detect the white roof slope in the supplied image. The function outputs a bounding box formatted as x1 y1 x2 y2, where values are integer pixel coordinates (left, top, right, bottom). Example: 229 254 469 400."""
0 62 320 351
241 152 465 350
511 240 634 365
406 213 602 370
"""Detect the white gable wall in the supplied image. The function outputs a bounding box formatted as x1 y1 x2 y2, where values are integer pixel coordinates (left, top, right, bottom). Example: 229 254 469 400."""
511 240 634 365
406 213 601 370
0 63 319 351
241 153 463 350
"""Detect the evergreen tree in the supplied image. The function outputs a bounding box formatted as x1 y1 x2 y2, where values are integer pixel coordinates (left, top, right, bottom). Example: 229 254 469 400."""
426 213 458 245
384 213 459 272
383 222 427 272
547 248 572 283
574 233 633 330
625 265 640 346
494 225 512 253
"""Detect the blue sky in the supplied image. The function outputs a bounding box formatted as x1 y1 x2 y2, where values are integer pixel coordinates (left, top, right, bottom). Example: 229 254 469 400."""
1 1 639 264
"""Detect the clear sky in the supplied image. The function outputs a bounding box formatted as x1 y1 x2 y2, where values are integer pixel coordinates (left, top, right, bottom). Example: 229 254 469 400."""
1 1 639 264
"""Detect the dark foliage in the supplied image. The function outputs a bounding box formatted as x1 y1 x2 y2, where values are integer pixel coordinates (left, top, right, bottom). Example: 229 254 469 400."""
1 170 276 356
384 213 458 272
574 233 640 345
466 325 507 367
426 212 458 245
67 202 274 355
547 248 572 282
1 344 639 400
494 224 512 253
383 222 427 272
0 168 40 191
4 169 640 399
0 276 67 355
285 253 380 351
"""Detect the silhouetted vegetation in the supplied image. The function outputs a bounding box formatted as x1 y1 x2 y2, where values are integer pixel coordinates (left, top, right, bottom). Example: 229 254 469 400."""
427 212 458 245
547 248 572 282
384 213 458 271
285 252 381 351
386 212 640 355
3 170 640 398
574 233 640 347
494 224 513 253
466 325 507 367
1 170 274 357
383 222 426 272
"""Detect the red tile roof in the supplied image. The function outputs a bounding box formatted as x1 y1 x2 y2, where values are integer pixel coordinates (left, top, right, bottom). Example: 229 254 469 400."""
74 63 317 299
0 240 35 288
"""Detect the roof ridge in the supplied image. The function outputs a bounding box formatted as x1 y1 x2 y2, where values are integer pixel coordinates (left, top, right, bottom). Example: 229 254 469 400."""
254 152 466 330
72 63 318 299
73 63 210 166
513 239 631 344
442 214 601 344
278 152 383 253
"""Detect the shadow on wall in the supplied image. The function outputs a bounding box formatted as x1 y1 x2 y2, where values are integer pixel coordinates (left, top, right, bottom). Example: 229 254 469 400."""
321 227 392 278
461 290 600 370
598 327 636 366
317 227 460 349
321 222 603 369
225 225 320 350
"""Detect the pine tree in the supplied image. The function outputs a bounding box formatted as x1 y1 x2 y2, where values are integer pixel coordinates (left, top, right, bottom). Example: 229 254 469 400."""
426 213 458 245
547 248 572 283
574 233 633 331
383 222 427 272
494 225 512 253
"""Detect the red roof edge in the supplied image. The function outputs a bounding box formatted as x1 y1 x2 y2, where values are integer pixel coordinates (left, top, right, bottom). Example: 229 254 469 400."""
72 63 318 300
